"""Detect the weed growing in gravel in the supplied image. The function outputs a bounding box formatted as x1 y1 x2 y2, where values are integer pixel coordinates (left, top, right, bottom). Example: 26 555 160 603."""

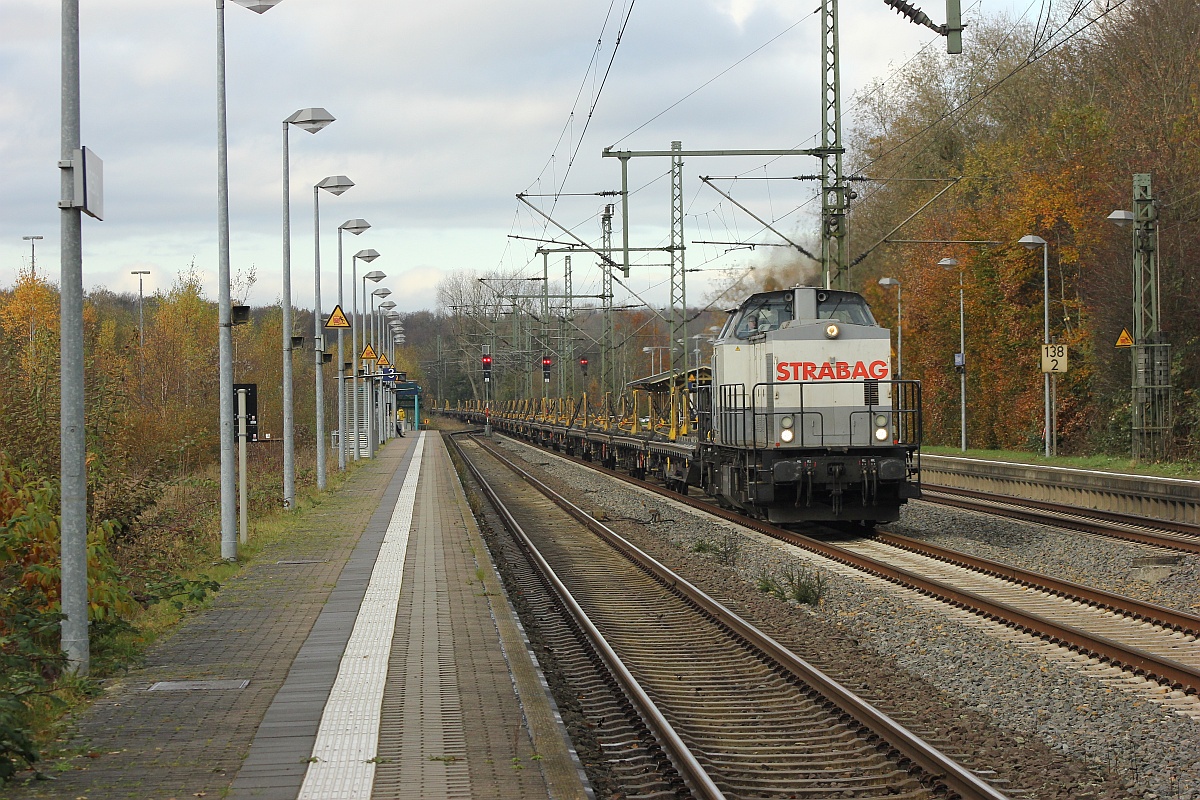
714 533 742 568
754 564 827 605
693 533 742 567
779 563 827 605
756 572 780 595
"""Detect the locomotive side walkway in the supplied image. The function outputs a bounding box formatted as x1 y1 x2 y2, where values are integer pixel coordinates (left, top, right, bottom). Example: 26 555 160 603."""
7 432 588 800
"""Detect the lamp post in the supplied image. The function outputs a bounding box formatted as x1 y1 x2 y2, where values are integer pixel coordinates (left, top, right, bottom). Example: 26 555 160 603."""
642 345 669 374
22 236 43 278
281 107 335 509
938 259 965 452
349 248 379 460
217 0 283 554
311 175 353 491
130 270 150 348
336 220 369 470
1019 235 1050 457
379 300 397 441
130 269 150 402
361 269 385 456
877 277 902 379
371 287 392 450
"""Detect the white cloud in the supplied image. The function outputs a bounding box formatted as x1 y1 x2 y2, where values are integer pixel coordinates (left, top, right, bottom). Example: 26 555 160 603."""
0 0 1010 314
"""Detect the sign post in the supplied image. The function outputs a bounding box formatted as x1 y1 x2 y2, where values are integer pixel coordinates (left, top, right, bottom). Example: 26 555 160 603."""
1040 345 1068 456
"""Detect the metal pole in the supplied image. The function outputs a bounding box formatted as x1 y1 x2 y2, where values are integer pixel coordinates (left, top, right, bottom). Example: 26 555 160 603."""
336 228 345 470
59 0 88 674
351 257 360 460
237 388 248 544
1042 242 1050 458
896 285 902 379
215 0 238 555
367 287 375 456
312 187 326 490
281 121 295 508
959 272 966 452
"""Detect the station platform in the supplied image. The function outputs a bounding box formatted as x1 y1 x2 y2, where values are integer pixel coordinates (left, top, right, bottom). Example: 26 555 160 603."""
7 432 590 800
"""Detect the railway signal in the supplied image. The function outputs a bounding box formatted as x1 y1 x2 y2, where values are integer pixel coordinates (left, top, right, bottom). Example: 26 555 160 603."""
482 354 492 383
579 357 589 377
542 356 552 383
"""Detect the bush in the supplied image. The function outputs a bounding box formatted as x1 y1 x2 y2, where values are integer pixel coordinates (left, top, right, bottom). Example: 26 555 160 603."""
0 456 136 781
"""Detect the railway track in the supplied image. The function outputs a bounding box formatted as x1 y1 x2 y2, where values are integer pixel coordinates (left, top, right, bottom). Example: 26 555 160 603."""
477 428 1200 700
451 432 1010 800
921 485 1200 555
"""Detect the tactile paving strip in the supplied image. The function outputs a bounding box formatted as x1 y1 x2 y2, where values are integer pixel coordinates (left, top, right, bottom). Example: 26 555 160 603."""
296 433 426 799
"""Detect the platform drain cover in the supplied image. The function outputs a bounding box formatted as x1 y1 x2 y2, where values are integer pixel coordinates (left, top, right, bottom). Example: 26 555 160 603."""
148 680 249 691
276 559 328 565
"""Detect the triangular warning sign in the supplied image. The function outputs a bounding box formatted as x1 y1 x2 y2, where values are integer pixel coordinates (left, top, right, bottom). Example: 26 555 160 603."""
360 344 378 361
377 353 390 367
1115 328 1134 348
324 305 351 329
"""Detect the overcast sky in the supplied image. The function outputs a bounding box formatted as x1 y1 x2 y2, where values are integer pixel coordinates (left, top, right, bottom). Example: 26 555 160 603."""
1 0 1022 317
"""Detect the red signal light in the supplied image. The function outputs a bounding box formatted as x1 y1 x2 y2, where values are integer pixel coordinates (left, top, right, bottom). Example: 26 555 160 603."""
482 355 492 365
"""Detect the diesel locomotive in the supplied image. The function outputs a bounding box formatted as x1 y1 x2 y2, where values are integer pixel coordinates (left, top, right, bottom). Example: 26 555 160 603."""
450 285 922 528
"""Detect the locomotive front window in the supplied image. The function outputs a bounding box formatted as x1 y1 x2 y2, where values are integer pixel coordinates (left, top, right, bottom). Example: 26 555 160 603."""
816 291 877 326
733 292 794 339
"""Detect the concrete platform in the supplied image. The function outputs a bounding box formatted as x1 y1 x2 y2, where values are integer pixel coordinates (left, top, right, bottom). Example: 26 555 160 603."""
6 432 588 800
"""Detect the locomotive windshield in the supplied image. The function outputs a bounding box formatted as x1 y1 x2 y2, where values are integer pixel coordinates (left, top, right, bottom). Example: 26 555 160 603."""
816 290 877 326
730 290 793 339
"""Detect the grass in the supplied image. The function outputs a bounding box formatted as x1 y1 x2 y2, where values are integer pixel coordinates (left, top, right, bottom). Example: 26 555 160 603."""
922 445 1200 480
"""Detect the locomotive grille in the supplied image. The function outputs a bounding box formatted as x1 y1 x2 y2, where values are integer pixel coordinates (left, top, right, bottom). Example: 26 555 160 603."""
864 380 879 406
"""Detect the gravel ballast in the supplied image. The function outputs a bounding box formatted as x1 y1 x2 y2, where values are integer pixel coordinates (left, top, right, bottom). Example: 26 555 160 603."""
491 435 1200 800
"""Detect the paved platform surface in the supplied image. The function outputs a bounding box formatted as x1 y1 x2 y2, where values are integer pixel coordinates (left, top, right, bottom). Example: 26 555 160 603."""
5 432 588 800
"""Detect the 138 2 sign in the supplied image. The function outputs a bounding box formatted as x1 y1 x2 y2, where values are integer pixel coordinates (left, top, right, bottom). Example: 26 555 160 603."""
1041 344 1068 374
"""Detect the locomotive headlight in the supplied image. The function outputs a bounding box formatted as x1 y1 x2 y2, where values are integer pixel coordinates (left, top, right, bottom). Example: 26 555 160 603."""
780 415 794 429
824 323 840 339
780 428 795 443
873 427 889 442
874 414 889 428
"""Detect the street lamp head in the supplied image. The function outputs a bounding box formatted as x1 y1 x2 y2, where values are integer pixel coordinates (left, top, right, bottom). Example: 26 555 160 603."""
937 258 958 269
878 277 900 288
357 250 381 263
379 300 397 310
130 269 150 276
285 107 335 134
341 218 370 235
1107 210 1135 228
231 0 283 12
372 288 392 299
316 175 354 196
1019 235 1047 249
22 235 43 242
363 269 385 282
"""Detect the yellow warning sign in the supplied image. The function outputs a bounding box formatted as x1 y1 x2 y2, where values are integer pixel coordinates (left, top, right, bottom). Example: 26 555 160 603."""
324 304 351 329
377 353 390 367
1115 328 1134 348
360 344 378 361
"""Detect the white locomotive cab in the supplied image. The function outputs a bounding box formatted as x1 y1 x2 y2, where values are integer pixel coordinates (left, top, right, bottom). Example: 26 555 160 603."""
712 287 896 449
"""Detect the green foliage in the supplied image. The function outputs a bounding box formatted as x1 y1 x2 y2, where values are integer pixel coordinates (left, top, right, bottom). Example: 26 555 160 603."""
756 564 827 606
692 532 741 568
141 572 222 612
0 457 137 782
